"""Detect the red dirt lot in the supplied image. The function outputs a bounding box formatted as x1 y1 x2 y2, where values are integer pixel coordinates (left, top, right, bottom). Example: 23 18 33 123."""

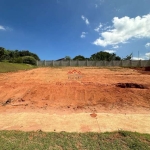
0 67 150 113
0 67 150 133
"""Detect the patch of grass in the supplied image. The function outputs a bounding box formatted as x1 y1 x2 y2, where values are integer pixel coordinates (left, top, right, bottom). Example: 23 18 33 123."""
0 62 37 73
0 130 150 150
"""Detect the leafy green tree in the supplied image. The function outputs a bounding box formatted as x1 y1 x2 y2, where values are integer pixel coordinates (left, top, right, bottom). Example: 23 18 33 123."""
0 47 5 61
19 50 40 60
73 55 86 60
90 51 121 61
65 56 71 60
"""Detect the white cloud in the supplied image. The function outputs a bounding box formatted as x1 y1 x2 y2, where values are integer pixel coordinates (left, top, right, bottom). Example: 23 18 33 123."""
145 43 150 48
94 23 103 32
81 15 90 25
0 25 6 30
93 14 150 47
80 32 88 38
102 26 113 31
132 57 145 60
131 53 150 60
103 50 116 53
145 52 150 58
112 45 119 49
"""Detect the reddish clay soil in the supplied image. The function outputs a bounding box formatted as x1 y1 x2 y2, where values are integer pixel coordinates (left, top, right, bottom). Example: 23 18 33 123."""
0 67 150 114
0 67 150 133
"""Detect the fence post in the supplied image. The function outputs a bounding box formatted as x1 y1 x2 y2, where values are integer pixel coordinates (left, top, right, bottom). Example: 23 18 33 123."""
44 60 46 66
120 60 122 67
95 61 97 67
86 60 88 66
148 60 150 67
36 60 38 66
52 61 54 67
77 60 79 66
139 60 141 67
112 60 114 67
69 60 71 66
103 60 105 66
130 60 132 68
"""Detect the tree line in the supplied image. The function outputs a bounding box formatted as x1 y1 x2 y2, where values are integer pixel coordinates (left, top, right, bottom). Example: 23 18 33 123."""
65 52 132 61
0 46 133 65
0 47 40 65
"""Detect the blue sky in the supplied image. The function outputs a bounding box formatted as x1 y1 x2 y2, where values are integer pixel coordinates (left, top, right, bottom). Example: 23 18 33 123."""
0 0 150 60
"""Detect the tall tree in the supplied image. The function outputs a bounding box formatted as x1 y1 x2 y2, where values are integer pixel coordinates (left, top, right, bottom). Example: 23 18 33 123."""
73 55 86 60
90 51 121 61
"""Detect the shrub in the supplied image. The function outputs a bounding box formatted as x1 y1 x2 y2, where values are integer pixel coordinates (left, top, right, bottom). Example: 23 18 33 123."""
22 56 37 65
9 57 23 63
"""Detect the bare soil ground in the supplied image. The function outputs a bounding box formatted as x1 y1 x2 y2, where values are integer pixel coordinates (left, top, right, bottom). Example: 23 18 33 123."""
0 67 150 133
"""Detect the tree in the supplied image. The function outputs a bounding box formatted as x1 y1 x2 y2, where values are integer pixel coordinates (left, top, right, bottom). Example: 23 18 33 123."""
73 55 86 60
0 47 5 61
0 47 40 62
90 51 121 61
65 56 71 60
123 53 133 60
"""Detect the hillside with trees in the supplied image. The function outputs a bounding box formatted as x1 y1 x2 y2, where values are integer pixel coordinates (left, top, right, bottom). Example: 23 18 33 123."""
0 47 40 65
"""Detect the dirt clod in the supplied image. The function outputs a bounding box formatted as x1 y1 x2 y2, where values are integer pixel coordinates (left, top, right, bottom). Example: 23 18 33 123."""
3 99 12 106
90 113 97 118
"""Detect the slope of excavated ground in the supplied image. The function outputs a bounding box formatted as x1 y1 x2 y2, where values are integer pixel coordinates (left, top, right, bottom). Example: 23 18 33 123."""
0 67 150 114
0 67 150 133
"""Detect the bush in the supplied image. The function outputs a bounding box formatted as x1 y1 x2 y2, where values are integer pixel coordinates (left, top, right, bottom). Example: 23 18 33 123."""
22 56 37 65
10 57 23 63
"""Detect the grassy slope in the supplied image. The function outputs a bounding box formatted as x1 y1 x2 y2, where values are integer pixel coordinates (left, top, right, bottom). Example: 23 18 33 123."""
0 62 36 73
0 131 150 150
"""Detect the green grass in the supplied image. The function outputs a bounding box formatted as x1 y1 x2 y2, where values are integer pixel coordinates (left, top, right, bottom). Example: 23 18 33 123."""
0 62 37 73
0 130 150 150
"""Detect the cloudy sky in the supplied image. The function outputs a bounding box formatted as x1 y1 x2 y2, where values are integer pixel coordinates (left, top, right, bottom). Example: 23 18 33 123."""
0 0 150 60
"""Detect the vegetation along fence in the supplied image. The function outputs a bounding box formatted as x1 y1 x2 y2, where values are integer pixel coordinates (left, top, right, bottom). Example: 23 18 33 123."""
36 60 150 67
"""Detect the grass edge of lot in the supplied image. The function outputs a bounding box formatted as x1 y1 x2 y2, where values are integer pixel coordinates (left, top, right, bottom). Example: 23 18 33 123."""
0 130 150 150
0 62 37 73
